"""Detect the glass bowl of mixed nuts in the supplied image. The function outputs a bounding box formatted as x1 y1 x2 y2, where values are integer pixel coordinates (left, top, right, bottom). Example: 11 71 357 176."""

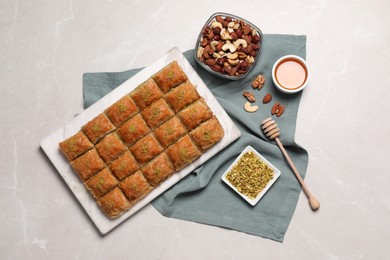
194 12 263 80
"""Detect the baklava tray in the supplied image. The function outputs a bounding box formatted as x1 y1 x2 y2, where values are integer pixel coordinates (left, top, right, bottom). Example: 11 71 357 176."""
40 47 241 235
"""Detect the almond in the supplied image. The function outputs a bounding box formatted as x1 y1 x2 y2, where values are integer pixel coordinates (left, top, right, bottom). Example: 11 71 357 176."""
262 93 272 104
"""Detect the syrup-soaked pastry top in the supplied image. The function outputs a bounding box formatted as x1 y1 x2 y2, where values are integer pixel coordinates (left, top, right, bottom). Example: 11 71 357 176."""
117 114 150 146
105 94 139 127
58 131 93 161
165 135 202 171
152 61 188 93
141 98 175 129
82 113 116 144
190 116 225 151
95 132 127 163
130 78 163 110
119 170 152 203
177 98 213 131
98 187 131 218
163 80 200 112
70 148 106 181
141 152 175 186
154 116 187 148
84 167 119 199
130 133 164 165
108 150 139 181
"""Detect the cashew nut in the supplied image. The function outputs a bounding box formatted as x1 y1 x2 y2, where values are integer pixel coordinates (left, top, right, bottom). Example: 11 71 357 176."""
252 28 257 36
245 55 255 63
227 22 235 33
244 102 258 113
211 21 223 29
222 41 237 53
220 28 232 40
234 39 247 48
213 52 223 59
233 22 240 30
197 47 204 59
226 53 238 60
210 41 219 50
228 58 239 66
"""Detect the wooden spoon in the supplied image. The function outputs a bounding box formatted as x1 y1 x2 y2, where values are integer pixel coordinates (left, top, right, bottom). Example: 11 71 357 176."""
261 117 320 211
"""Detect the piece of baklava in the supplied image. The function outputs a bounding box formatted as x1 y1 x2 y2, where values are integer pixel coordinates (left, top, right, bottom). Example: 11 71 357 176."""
70 148 106 181
95 132 127 163
163 80 200 112
177 98 213 131
190 116 224 151
165 135 201 171
82 113 116 144
130 78 163 110
141 152 175 186
84 167 119 199
58 131 93 161
140 98 174 129
119 171 152 204
117 114 150 147
152 61 188 93
154 116 187 148
130 133 164 165
98 187 131 218
108 150 139 181
105 94 139 127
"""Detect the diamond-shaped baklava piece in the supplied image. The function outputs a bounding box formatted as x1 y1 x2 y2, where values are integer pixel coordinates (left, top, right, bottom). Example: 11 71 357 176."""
108 150 139 181
120 171 152 204
58 131 93 161
152 61 188 93
98 187 131 218
117 114 150 147
95 132 127 163
165 135 201 171
70 148 105 181
130 78 163 110
84 167 119 199
141 99 174 129
190 116 224 151
141 152 175 186
130 134 163 165
177 98 213 131
105 94 138 127
82 113 115 144
164 80 200 112
154 117 187 148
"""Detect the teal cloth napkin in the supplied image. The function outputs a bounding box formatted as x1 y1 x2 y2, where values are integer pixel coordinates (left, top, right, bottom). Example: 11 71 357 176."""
83 34 308 242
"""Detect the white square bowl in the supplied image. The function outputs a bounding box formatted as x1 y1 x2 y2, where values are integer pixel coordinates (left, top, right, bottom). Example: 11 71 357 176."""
221 145 281 206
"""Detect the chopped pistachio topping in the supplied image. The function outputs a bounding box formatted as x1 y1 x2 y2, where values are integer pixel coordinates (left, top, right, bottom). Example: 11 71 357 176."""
95 177 105 192
167 70 174 79
118 103 127 113
178 90 185 101
128 124 136 133
151 107 161 119
91 123 101 132
226 151 274 200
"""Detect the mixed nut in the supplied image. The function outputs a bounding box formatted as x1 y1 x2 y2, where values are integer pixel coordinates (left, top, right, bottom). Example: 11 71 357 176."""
241 74 285 117
196 14 261 78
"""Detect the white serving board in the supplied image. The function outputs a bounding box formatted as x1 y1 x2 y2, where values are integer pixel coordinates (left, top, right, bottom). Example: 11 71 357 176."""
40 47 241 235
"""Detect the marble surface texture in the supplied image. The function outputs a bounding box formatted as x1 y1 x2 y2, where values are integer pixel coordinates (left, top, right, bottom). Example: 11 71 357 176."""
1 0 389 259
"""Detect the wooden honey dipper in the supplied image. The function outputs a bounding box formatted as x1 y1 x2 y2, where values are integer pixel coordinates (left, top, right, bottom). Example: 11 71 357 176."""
261 117 320 211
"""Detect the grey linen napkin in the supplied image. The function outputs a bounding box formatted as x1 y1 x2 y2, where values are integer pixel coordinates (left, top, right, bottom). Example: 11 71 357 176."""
83 34 308 242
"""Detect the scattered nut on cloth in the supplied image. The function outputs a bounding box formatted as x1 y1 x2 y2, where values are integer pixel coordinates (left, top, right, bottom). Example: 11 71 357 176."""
243 91 256 102
252 74 266 89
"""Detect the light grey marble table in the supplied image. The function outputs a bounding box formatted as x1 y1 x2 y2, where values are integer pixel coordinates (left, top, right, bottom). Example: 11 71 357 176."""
1 1 389 259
